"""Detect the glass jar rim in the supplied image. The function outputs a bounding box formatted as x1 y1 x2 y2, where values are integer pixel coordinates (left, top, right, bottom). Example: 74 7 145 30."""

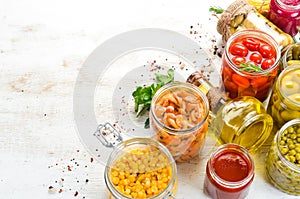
275 118 300 172
277 64 300 107
275 0 300 10
105 138 177 199
150 81 210 134
207 143 255 189
225 30 281 76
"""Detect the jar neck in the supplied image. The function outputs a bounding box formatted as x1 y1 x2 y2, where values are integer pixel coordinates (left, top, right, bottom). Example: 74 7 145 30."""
274 0 300 11
206 144 255 192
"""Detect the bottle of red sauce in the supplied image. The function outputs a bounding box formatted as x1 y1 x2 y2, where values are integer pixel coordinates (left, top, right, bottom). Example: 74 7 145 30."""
204 144 255 199
268 0 300 37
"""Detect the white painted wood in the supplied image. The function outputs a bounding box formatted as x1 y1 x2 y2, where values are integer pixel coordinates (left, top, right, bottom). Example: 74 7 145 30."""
0 0 299 198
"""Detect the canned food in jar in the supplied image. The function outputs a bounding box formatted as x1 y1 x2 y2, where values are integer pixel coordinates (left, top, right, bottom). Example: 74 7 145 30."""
265 119 300 195
150 82 210 162
267 64 300 127
204 144 255 199
281 43 300 70
221 30 280 101
210 96 273 153
268 0 300 37
105 138 177 199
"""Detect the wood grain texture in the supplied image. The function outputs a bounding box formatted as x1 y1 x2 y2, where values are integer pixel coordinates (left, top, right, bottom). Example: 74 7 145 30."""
0 0 299 198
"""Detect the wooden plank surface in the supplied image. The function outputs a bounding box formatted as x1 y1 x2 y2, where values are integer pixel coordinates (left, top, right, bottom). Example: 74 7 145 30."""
0 0 299 198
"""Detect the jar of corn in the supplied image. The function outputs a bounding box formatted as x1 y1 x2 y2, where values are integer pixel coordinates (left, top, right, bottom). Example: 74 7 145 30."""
104 138 178 199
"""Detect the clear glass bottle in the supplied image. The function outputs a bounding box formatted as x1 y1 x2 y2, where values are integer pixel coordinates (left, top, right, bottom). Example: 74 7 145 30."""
105 138 177 199
265 118 300 195
204 143 255 199
268 0 300 37
221 30 280 102
149 82 210 162
280 42 300 70
267 64 300 128
187 71 274 153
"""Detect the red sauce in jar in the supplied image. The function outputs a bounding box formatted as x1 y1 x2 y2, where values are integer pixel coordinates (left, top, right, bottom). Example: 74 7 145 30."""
204 144 254 199
213 151 249 182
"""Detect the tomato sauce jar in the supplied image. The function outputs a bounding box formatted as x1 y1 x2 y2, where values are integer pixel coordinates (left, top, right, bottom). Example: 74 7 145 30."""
150 82 210 162
268 0 300 37
204 144 255 199
221 29 280 102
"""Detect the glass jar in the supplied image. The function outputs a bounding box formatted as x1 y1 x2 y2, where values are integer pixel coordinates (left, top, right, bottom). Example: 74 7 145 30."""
210 96 273 153
267 64 300 128
217 0 294 50
222 30 280 102
268 0 300 37
204 143 255 199
281 43 300 70
265 119 300 195
105 138 178 199
149 82 210 162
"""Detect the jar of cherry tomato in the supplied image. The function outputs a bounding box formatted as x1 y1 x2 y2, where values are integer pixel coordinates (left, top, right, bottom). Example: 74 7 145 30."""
204 143 255 199
222 29 280 101
268 0 300 37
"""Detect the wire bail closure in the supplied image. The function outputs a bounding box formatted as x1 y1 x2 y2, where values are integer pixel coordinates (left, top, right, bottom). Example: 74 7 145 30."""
94 122 123 148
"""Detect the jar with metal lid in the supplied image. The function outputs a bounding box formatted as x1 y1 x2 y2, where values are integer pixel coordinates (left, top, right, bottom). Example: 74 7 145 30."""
204 143 255 199
149 81 210 163
221 29 280 101
268 0 300 37
265 118 300 195
267 64 300 127
105 137 178 199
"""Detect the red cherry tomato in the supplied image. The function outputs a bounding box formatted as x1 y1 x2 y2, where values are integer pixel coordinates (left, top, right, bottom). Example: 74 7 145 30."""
232 74 250 88
259 44 276 59
232 56 246 66
249 53 263 64
229 43 248 57
250 76 269 88
242 38 260 51
261 58 275 70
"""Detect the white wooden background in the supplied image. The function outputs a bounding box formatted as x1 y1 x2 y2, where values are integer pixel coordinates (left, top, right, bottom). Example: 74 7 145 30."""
0 0 299 198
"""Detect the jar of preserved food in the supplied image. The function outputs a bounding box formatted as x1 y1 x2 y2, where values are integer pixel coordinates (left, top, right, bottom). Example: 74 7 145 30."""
267 64 300 127
187 71 274 153
149 82 210 162
217 0 294 50
281 43 300 70
221 29 280 101
210 96 273 153
268 0 300 37
265 118 300 195
204 143 255 199
105 138 178 199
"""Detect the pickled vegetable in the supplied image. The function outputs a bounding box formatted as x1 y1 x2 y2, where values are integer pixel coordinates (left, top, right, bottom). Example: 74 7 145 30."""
217 0 294 50
222 30 279 101
108 148 177 199
268 65 300 127
150 82 209 162
266 119 300 195
281 43 300 70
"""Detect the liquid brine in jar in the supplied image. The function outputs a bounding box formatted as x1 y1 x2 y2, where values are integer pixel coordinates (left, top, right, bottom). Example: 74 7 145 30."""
267 64 300 128
266 119 300 195
150 82 209 162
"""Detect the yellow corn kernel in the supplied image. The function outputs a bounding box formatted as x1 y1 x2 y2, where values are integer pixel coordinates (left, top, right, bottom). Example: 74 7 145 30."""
112 177 120 185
